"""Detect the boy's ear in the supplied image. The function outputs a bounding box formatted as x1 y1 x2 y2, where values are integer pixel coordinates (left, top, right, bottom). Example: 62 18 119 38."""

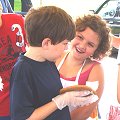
42 38 51 49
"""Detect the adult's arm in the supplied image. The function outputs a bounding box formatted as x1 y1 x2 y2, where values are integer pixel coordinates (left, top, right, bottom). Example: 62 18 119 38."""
110 34 120 49
117 47 120 103
117 65 120 103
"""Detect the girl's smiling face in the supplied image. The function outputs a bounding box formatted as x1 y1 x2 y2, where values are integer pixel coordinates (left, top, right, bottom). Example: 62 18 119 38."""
70 27 100 60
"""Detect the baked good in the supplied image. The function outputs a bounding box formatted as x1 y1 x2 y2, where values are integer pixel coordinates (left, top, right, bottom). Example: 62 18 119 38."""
60 85 96 96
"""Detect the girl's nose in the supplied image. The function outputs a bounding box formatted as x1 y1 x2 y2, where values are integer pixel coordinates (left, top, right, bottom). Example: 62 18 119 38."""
79 41 86 51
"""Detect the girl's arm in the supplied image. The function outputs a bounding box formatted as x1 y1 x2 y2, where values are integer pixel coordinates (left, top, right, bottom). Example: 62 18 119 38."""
71 64 104 120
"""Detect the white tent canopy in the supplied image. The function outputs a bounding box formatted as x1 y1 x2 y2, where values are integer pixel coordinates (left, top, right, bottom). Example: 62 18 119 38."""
31 0 104 18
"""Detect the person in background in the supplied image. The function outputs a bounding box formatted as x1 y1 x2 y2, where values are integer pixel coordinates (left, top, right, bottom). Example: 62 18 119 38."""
0 0 13 13
114 1 120 17
9 0 32 12
0 2 27 120
117 46 120 104
21 0 32 12
10 6 98 120
56 14 111 120
8 0 13 10
110 34 120 49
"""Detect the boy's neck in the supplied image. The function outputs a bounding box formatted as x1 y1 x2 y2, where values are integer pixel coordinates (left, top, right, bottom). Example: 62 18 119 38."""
24 47 46 62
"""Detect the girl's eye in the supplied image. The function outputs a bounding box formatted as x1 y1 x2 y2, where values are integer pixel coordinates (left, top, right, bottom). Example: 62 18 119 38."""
76 35 83 40
88 43 94 47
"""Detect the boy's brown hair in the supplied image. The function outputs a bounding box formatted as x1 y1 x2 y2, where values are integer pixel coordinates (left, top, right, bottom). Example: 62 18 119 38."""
25 6 75 47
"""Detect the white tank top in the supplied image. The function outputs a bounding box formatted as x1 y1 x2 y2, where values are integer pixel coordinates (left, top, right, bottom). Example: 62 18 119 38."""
57 52 86 88
58 53 99 118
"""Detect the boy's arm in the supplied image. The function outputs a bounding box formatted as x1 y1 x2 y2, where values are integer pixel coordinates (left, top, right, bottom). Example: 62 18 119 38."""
27 101 58 120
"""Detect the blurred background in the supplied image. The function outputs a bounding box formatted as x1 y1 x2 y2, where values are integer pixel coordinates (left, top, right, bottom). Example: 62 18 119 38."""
31 0 104 18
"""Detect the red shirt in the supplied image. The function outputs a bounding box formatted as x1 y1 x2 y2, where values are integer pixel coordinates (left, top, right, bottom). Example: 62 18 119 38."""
0 13 27 116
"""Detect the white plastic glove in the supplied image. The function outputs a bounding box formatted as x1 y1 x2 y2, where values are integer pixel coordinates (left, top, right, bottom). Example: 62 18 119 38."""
52 90 98 110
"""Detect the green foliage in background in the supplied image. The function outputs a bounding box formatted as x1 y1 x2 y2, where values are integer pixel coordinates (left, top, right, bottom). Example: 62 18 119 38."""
14 0 21 11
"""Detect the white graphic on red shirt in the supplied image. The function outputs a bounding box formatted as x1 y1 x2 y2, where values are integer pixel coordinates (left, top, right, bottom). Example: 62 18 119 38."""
0 76 4 91
11 24 24 47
